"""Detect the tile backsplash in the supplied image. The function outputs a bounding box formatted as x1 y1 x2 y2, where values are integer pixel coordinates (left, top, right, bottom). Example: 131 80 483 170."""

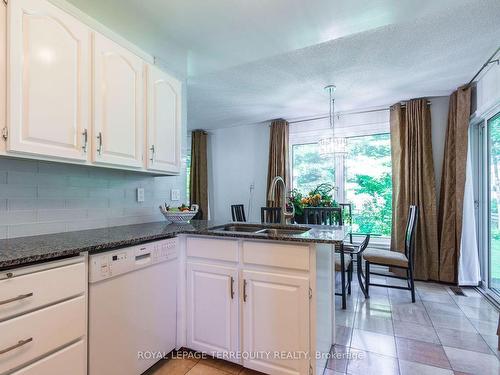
0 157 186 239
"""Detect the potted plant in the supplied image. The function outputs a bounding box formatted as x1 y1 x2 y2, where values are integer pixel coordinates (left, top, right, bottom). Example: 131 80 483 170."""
289 183 338 224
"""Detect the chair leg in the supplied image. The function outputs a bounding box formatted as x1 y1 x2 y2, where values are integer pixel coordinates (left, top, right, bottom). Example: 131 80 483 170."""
340 262 347 309
408 266 416 303
365 261 370 298
347 259 353 295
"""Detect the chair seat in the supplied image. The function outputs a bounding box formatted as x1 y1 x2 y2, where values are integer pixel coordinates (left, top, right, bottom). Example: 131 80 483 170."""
363 248 408 268
335 253 352 272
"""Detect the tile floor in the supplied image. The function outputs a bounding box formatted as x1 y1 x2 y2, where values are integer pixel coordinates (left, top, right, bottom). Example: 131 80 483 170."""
147 275 500 375
327 275 500 375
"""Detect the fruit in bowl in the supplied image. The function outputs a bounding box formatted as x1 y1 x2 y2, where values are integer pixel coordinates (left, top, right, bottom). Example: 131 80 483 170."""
159 203 199 224
161 203 195 212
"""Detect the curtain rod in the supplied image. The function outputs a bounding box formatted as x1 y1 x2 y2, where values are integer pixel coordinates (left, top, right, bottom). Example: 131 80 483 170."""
288 101 430 125
464 46 500 89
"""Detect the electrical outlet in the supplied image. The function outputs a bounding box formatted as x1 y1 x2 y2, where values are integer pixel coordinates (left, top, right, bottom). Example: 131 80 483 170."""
137 188 145 202
171 189 180 201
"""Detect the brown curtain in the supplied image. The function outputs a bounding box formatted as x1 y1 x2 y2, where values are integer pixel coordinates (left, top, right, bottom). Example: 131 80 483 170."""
390 99 439 280
438 87 471 283
189 130 208 220
266 119 289 207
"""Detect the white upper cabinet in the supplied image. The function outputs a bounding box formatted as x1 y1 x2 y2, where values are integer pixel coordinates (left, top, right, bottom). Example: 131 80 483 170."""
92 33 143 168
146 64 182 174
3 0 182 173
7 0 90 161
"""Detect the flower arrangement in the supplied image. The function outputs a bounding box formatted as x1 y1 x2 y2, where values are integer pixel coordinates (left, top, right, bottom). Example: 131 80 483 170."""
289 183 338 223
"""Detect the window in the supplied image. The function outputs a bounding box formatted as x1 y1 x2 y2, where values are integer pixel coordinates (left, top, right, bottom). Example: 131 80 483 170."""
345 134 392 237
291 143 335 195
487 112 500 295
291 134 392 237
473 109 500 302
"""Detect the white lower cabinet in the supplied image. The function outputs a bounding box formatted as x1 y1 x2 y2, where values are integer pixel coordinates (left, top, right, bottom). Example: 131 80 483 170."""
242 271 310 375
185 238 312 375
11 340 86 375
0 257 87 375
186 262 239 357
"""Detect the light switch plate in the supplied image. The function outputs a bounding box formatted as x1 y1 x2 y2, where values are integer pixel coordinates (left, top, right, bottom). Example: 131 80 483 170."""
171 189 180 201
137 188 145 202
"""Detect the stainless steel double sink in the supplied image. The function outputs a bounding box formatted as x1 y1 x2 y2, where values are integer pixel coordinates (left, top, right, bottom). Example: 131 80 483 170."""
209 223 311 236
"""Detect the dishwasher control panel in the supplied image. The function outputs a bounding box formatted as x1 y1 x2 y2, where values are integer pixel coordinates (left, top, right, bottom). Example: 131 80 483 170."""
89 238 178 282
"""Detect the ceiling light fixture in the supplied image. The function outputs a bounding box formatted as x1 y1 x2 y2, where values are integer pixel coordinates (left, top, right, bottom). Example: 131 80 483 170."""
318 85 347 157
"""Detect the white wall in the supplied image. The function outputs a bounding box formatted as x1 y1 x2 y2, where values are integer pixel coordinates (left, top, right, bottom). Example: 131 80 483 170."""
208 124 269 222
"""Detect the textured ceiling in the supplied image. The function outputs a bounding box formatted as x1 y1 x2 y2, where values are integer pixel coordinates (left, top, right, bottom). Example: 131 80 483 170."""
65 0 500 130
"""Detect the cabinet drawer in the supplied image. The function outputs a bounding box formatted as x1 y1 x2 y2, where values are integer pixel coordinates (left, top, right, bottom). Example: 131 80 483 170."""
0 262 85 321
0 296 86 374
187 237 238 262
11 340 85 375
243 241 310 271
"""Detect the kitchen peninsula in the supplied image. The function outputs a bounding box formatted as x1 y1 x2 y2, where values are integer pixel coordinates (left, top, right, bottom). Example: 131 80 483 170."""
0 220 346 375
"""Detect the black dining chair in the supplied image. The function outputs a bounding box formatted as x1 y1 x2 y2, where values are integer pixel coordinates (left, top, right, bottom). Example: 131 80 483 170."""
339 203 353 243
231 204 246 222
363 205 418 302
261 207 281 224
335 234 370 309
304 207 343 226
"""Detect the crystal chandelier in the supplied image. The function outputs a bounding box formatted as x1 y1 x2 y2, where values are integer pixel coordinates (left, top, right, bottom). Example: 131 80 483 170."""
318 85 347 157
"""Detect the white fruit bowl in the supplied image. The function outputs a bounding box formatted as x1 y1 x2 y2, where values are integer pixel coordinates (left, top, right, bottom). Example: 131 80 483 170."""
159 204 199 224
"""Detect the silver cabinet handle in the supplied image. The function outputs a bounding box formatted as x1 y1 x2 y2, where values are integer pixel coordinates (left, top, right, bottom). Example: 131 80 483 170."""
97 132 103 155
230 277 235 299
243 279 247 302
0 338 33 355
82 129 88 153
150 145 155 162
0 292 33 306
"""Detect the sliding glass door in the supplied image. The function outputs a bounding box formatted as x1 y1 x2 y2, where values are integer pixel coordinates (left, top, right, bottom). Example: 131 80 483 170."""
487 112 500 296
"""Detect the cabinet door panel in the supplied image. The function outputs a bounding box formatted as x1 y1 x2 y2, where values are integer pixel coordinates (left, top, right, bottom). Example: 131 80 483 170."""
187 262 238 357
146 64 181 173
8 0 90 161
242 270 310 375
93 33 143 168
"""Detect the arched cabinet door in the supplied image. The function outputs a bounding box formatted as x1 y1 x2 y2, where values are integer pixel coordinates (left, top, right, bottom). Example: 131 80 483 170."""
92 33 144 169
7 0 90 161
146 64 182 174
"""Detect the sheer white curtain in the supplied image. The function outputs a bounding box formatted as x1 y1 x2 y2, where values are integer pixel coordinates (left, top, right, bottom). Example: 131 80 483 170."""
458 138 481 285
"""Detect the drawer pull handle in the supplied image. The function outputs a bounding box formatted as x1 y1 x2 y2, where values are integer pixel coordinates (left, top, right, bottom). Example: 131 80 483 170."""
0 293 33 306
230 277 235 299
0 338 33 355
243 279 247 302
97 132 103 155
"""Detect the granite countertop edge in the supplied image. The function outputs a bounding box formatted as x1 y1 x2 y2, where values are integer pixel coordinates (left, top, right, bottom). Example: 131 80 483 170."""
0 220 348 270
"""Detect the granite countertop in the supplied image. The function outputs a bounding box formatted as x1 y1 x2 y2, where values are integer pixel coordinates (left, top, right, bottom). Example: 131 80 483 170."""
0 220 349 270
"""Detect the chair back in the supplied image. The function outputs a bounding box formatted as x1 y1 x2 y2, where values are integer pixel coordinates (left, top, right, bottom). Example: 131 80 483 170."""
231 204 246 222
261 207 281 224
358 234 371 254
304 207 343 225
405 205 418 268
339 203 353 243
338 203 352 222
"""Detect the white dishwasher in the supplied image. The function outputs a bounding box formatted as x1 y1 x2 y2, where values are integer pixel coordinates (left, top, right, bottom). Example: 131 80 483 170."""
88 238 178 375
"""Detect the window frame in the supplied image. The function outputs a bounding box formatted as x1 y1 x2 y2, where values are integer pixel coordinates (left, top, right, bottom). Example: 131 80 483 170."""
471 101 500 303
289 132 392 241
